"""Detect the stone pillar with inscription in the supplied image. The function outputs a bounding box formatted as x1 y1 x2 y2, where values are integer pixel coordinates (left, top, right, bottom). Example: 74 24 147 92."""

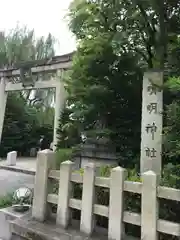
140 71 163 176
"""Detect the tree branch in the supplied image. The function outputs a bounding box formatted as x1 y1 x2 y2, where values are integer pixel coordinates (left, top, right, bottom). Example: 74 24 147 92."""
156 1 167 68
135 22 154 68
136 1 154 34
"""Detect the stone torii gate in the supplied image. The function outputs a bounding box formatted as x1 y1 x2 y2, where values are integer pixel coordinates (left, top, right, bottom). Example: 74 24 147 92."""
0 52 74 151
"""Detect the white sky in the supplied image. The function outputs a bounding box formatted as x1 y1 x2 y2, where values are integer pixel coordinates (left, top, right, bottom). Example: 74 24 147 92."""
0 0 76 55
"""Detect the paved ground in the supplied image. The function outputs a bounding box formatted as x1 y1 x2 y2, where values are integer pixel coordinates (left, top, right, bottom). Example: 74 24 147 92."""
0 169 34 196
0 157 36 175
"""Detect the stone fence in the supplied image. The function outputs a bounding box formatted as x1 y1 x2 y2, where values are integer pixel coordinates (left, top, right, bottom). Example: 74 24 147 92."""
32 150 180 239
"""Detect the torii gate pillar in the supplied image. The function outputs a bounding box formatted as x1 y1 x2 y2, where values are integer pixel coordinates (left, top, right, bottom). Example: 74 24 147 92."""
53 73 67 151
0 78 7 143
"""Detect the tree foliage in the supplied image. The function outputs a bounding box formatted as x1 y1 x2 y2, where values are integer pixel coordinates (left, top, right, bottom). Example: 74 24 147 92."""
0 26 55 67
69 0 180 70
56 0 180 167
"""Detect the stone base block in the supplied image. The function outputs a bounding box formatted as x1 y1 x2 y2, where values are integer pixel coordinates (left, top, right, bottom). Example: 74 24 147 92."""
10 216 139 240
0 206 30 240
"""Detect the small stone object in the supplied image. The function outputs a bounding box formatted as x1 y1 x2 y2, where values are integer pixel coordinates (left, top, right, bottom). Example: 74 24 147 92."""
30 147 37 157
50 142 54 151
7 151 17 166
12 187 33 212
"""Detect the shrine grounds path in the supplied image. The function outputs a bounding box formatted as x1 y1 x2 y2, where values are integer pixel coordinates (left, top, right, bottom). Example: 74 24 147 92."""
0 169 34 196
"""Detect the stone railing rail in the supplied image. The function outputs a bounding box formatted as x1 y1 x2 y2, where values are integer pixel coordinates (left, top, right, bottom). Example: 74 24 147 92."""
32 150 180 239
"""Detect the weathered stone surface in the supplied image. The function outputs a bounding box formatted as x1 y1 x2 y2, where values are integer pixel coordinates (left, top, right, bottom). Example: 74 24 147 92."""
0 206 31 240
10 217 107 240
10 216 139 240
32 150 55 221
140 71 163 175
0 77 7 144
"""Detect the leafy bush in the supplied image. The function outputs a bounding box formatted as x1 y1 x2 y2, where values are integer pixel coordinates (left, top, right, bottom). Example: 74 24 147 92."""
163 101 180 165
55 148 74 169
0 194 13 209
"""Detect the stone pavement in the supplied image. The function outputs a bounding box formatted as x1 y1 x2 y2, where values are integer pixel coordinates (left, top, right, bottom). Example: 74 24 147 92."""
0 157 36 175
0 169 34 196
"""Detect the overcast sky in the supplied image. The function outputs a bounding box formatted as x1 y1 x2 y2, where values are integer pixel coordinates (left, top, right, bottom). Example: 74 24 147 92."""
0 0 76 54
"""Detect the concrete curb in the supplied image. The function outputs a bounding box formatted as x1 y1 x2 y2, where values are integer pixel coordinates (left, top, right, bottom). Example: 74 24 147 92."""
0 165 35 176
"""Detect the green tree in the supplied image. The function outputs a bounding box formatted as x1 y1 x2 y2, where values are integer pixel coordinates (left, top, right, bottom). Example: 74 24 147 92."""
69 0 180 70
56 0 180 167
0 26 55 66
57 106 82 149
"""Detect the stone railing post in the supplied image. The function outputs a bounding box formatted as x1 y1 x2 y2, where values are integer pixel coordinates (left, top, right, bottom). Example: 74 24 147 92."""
141 170 158 240
32 149 55 221
56 161 74 227
108 166 127 240
7 151 17 166
80 163 96 235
